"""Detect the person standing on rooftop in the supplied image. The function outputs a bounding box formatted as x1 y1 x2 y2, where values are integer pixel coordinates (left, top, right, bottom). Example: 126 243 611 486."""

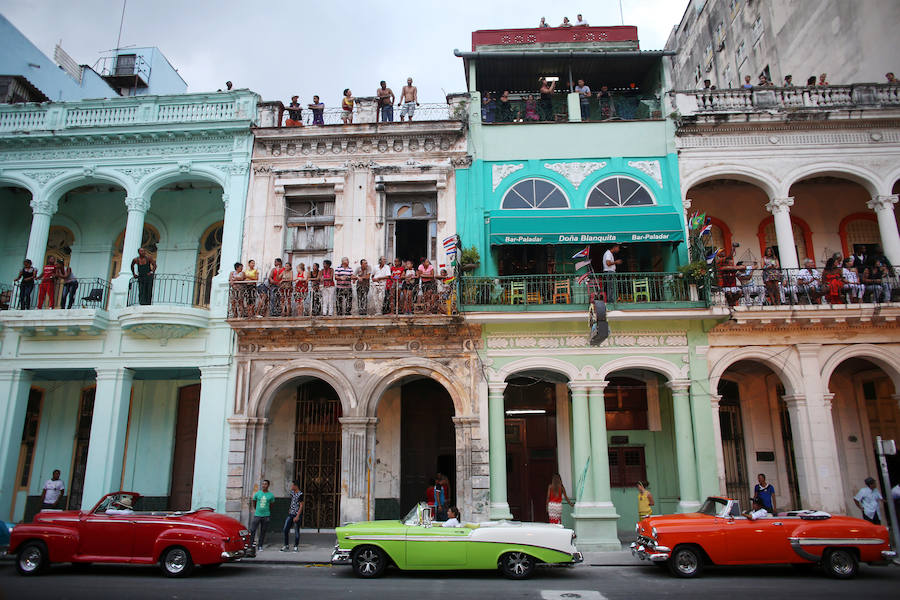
308 95 324 125
538 17 549 28
559 16 572 27
399 77 419 122
574 14 589 26
377 81 395 122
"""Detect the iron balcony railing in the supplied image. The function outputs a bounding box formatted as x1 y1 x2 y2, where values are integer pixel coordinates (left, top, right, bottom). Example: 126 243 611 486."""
458 272 708 309
710 266 900 307
287 102 453 126
227 279 457 318
127 274 211 308
4 278 111 311
674 83 900 115
481 92 662 123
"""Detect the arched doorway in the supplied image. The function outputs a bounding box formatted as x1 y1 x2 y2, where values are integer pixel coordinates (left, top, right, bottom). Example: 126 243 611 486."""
194 221 223 306
109 224 160 280
716 360 801 511
829 357 899 509
374 377 455 519
264 377 343 530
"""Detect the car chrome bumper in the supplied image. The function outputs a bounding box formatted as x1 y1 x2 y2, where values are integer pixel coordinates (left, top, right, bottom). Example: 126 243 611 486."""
882 550 897 560
630 541 671 562
571 551 584 564
331 545 351 565
221 548 247 561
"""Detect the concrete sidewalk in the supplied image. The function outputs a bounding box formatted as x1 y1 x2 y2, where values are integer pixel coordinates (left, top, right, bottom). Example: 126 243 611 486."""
245 533 640 566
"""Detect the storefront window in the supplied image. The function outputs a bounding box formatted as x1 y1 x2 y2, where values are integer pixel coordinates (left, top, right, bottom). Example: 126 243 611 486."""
587 176 655 208
501 178 569 209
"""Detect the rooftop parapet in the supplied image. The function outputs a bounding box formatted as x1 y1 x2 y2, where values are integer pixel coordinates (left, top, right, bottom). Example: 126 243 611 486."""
471 26 640 52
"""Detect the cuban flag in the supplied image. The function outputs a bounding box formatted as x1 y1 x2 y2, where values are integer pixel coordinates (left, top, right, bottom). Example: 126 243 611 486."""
571 246 590 259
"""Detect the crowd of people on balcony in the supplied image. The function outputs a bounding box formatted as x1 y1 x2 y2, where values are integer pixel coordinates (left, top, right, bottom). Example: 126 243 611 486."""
482 79 619 123
281 78 420 127
537 14 590 28
228 256 455 318
12 257 79 310
714 245 898 308
702 70 899 92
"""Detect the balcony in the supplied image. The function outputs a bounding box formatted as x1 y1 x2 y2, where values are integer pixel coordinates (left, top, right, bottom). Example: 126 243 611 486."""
0 90 258 135
0 278 111 336
119 274 210 339
459 272 709 313
255 99 464 129
481 90 661 124
672 84 900 119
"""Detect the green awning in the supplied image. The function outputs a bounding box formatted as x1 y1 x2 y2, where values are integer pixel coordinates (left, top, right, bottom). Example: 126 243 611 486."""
488 210 685 245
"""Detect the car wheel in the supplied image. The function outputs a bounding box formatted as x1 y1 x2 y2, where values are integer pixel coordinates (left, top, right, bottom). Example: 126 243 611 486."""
16 541 48 576
499 551 536 579
352 546 387 578
823 549 858 579
160 546 195 578
668 546 704 578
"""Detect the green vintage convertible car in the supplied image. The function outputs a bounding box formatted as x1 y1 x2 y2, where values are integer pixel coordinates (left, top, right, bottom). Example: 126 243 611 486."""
332 503 583 579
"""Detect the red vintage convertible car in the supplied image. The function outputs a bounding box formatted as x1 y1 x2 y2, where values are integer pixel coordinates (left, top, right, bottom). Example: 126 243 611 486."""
632 496 895 578
9 491 250 577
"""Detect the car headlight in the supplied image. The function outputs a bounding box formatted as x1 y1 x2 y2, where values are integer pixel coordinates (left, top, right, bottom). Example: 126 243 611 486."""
651 527 658 538
635 523 640 534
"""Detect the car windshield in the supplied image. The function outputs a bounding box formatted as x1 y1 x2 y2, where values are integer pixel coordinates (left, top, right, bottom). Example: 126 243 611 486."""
697 497 728 516
402 503 423 526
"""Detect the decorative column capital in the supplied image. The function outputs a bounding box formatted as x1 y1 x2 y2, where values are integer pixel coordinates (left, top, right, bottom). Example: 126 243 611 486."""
781 393 806 408
338 416 378 429
487 381 507 395
710 393 722 409
125 196 150 213
200 364 231 380
29 197 58 216
765 196 794 215
667 379 692 394
221 193 231 210
867 194 898 212
452 415 479 427
94 367 134 382
567 380 592 394
682 197 692 210
822 393 834 412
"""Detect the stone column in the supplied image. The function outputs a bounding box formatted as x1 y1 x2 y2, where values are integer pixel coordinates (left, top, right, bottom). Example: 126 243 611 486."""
0 369 34 518
339 416 378 523
765 197 799 269
191 365 231 511
867 195 900 267
568 383 594 505
710 394 727 495
487 381 512 519
452 415 480 520
669 380 701 512
119 196 150 277
587 382 612 505
81 368 134 508
25 196 57 266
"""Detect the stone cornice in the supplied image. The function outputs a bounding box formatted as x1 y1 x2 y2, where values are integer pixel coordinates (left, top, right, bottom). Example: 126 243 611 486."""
709 303 900 334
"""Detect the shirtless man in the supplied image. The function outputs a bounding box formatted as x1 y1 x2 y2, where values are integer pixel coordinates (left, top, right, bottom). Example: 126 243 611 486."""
398 77 419 122
377 81 395 122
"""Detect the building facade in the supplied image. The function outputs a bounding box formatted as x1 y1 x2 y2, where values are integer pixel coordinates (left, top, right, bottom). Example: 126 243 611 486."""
0 90 256 520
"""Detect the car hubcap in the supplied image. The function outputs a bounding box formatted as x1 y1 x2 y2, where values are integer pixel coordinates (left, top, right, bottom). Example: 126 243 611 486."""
166 549 187 573
676 551 697 574
831 553 852 575
20 548 41 572
358 550 379 574
507 552 530 575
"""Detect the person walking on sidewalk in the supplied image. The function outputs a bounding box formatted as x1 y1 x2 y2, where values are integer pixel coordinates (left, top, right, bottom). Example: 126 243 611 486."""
281 480 305 552
547 473 574 525
249 479 275 553
636 481 654 519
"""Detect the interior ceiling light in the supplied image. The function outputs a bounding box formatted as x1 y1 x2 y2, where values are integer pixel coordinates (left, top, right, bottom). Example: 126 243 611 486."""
542 76 560 83
505 409 547 415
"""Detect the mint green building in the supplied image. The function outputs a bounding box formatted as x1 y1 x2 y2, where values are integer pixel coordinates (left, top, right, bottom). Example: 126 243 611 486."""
0 89 257 521
454 25 720 549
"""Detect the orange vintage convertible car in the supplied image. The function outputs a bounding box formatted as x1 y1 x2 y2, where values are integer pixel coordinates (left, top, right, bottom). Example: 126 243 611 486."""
632 496 895 578
9 491 250 577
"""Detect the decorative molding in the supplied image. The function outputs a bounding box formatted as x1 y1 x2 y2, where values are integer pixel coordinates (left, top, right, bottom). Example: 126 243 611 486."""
677 128 900 148
124 196 150 212
485 332 688 350
765 196 794 214
867 194 898 212
22 170 65 187
450 156 473 168
626 160 663 188
29 198 57 215
492 163 524 191
544 161 607 189
115 166 162 183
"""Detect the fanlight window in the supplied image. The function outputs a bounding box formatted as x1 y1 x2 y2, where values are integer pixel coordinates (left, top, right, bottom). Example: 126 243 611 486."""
501 178 569 209
587 177 655 208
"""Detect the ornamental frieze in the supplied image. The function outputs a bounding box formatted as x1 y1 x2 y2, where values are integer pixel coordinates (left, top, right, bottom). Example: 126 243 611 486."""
1 140 234 163
257 135 457 157
485 332 688 350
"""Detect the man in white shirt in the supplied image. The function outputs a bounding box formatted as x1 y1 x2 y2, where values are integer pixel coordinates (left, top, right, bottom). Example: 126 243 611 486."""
40 469 65 510
742 497 769 520
602 244 622 302
574 79 591 120
574 14 589 26
791 258 822 304
854 477 884 524
372 256 392 315
442 506 461 527
105 494 135 515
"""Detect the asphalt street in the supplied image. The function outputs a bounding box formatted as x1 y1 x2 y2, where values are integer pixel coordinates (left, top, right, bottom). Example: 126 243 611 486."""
1 560 899 600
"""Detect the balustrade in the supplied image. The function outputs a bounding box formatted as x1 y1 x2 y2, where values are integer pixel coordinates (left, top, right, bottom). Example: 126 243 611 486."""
677 83 900 115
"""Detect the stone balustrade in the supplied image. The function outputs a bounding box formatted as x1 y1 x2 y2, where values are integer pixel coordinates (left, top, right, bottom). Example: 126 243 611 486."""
0 90 259 134
672 83 900 116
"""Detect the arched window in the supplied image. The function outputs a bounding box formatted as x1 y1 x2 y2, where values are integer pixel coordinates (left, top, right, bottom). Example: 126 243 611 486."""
195 221 223 306
759 216 813 263
501 178 569 209
45 226 75 267
109 224 160 281
587 176 655 208
839 213 880 257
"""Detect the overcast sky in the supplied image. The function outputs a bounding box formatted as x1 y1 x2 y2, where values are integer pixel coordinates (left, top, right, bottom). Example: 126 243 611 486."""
1 0 687 106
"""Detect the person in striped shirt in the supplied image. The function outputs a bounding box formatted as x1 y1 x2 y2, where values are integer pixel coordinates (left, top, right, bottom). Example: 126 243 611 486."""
335 257 354 316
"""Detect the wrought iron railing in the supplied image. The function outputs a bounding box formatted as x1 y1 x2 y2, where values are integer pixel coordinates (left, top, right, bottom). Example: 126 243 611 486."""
458 272 707 309
481 93 662 123
710 266 900 307
675 83 900 115
292 102 453 126
127 274 210 308
227 279 457 318
4 278 111 311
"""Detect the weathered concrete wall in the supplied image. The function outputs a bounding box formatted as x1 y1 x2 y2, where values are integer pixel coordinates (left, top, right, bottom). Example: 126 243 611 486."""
374 387 400 501
262 386 295 496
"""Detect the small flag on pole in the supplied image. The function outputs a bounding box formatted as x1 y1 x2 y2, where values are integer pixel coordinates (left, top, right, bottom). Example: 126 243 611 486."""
571 246 590 259
574 259 592 271
576 273 590 285
443 235 458 256
699 223 712 236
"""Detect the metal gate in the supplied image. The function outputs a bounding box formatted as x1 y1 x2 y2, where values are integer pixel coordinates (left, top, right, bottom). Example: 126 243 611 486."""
718 391 750 511
294 382 342 530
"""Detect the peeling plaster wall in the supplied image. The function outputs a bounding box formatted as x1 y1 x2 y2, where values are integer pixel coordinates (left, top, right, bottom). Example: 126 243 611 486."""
263 386 296 496
374 387 401 501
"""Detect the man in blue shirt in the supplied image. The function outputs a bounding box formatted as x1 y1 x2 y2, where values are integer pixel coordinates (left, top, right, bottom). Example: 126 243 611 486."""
281 480 305 552
753 473 776 513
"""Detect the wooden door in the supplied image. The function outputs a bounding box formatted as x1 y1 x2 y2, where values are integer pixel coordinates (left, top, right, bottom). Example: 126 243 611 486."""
168 384 200 510
400 380 455 511
505 419 527 520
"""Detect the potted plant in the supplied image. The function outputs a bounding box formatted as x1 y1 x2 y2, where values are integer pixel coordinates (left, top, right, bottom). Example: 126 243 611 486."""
459 246 480 272
677 260 709 302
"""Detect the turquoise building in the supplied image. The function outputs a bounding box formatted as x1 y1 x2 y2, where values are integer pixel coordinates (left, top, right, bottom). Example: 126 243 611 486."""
0 89 257 520
454 25 720 550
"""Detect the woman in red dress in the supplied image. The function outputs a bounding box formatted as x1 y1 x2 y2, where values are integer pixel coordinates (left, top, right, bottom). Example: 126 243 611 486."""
546 473 574 524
